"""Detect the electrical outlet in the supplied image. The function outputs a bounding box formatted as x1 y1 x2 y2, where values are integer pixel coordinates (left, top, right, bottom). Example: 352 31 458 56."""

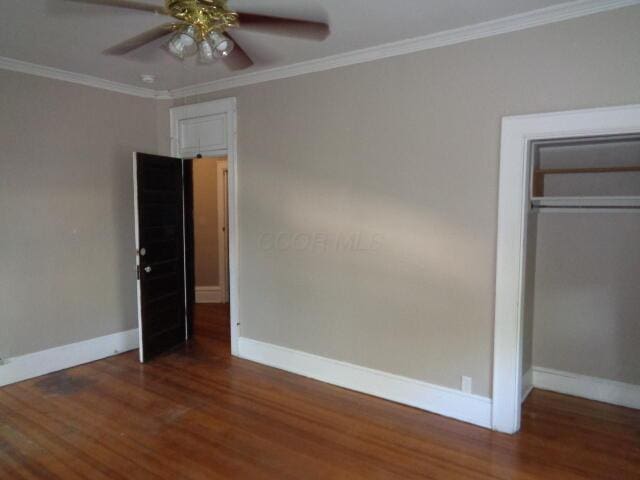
461 376 472 394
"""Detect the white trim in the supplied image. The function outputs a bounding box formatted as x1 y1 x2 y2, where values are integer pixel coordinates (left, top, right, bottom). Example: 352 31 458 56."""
170 99 232 158
132 153 144 362
166 0 639 99
227 104 240 356
1 1 637 99
171 98 240 356
195 285 223 303
216 159 229 302
532 196 640 208
492 103 640 434
0 56 167 99
238 337 492 429
0 329 138 387
533 366 640 410
522 368 534 403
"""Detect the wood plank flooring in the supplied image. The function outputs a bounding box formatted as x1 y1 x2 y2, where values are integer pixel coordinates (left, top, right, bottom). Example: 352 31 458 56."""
1 304 639 479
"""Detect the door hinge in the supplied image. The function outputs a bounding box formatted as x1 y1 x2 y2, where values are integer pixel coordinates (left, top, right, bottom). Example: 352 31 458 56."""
137 265 141 280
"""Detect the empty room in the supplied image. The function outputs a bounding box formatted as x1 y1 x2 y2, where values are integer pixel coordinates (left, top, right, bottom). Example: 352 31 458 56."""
1 1 639 478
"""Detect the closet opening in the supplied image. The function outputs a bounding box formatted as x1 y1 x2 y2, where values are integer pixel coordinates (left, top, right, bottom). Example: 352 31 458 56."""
492 105 640 434
521 132 640 428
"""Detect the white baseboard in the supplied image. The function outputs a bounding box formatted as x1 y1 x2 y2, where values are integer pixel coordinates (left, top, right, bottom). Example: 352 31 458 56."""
195 285 223 303
0 329 139 387
238 337 492 428
522 368 534 403
533 366 640 410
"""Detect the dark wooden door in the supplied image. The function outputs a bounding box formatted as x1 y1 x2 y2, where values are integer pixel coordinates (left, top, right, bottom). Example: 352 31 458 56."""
134 153 186 362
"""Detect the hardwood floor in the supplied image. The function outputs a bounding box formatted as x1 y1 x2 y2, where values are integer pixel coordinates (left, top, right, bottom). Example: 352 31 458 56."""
1 304 638 479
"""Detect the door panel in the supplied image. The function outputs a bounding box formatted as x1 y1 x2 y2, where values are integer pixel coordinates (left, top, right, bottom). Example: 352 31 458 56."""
134 152 186 362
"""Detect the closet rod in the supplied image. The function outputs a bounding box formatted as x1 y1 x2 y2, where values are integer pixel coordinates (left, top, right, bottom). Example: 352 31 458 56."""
531 196 640 211
537 165 640 175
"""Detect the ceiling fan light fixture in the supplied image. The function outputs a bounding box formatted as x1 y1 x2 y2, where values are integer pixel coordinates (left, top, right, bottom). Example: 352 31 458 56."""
92 0 331 71
168 25 198 59
208 31 234 58
197 39 216 64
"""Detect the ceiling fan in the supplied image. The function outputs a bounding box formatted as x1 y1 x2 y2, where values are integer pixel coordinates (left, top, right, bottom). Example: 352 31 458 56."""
62 0 330 70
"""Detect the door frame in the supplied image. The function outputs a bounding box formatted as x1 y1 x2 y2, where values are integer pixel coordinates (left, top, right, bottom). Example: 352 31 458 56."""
492 103 640 434
170 97 240 355
216 158 229 302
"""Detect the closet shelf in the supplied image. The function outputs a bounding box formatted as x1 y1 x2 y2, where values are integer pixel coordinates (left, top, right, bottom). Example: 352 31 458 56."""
531 196 640 209
532 165 640 197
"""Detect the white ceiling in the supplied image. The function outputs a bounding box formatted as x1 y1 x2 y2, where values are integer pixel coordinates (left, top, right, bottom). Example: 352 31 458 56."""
0 0 581 91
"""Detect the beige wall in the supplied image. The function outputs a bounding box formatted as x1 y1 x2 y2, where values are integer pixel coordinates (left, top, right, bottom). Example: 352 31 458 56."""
0 70 158 358
532 213 640 385
159 6 640 397
155 99 172 156
193 158 219 287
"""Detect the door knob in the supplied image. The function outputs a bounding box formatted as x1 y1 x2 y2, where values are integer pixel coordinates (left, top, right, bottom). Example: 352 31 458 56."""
144 266 152 273
140 248 146 256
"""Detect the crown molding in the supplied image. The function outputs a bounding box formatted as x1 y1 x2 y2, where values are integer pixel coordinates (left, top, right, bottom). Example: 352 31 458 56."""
0 56 170 99
167 0 640 99
0 0 637 100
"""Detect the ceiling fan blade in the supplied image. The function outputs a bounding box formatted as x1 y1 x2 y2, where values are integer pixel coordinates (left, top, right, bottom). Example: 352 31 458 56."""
222 33 254 71
236 12 329 40
62 0 167 14
104 23 181 55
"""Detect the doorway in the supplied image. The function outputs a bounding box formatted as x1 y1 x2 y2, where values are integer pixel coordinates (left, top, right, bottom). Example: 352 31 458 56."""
492 104 640 434
190 156 231 350
133 152 233 360
133 98 238 362
192 157 229 305
171 97 239 355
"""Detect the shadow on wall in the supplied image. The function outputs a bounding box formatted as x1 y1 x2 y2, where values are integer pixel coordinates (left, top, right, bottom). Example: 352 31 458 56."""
239 154 494 395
